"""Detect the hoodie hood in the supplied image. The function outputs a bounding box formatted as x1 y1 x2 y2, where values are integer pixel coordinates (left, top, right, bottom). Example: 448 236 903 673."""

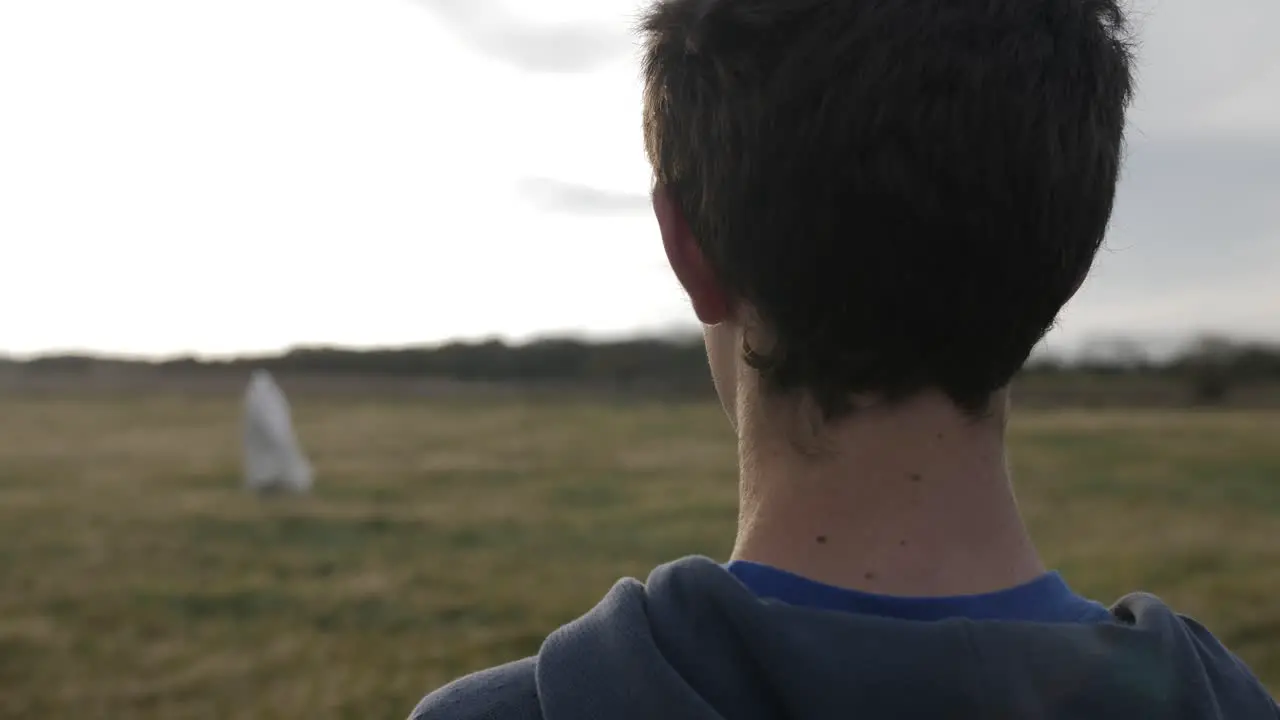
532 556 1276 720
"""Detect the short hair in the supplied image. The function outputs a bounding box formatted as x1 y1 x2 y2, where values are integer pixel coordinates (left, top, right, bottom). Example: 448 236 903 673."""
640 0 1136 418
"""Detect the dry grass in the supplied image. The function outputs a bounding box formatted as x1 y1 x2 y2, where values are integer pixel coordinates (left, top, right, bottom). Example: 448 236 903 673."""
0 394 1277 718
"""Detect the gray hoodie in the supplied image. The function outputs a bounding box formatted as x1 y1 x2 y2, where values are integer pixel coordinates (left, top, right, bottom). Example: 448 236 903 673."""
410 556 1278 719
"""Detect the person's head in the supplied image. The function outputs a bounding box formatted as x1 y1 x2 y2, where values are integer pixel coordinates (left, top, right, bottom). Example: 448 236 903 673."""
641 0 1135 429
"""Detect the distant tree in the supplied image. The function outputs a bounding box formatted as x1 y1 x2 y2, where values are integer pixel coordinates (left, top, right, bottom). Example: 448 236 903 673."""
1077 335 1151 374
1176 336 1238 406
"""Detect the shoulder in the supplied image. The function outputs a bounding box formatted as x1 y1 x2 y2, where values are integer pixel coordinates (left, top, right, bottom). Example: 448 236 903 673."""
408 656 541 720
1115 593 1279 714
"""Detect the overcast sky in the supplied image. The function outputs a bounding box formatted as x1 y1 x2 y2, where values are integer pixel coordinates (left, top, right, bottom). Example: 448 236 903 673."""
0 0 1276 358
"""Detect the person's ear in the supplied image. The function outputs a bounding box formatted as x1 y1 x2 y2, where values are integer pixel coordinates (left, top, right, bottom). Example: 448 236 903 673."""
652 185 732 325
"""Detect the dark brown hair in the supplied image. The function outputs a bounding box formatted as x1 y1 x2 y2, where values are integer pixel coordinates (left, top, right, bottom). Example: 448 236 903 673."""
641 0 1136 418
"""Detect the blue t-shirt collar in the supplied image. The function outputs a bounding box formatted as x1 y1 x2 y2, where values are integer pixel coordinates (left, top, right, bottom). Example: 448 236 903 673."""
726 560 1110 623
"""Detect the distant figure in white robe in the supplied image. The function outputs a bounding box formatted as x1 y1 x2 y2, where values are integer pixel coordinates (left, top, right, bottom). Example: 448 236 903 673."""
242 370 313 495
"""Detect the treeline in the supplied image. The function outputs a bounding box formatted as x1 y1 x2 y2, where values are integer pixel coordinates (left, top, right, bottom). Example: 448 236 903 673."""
205 337 714 393
7 334 1280 404
4 336 715 394
1026 336 1280 404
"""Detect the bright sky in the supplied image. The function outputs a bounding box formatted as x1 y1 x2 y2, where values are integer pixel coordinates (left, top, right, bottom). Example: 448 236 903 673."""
1 0 1277 358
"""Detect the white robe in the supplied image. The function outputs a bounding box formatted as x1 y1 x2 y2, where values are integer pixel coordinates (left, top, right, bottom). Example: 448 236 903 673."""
242 370 313 494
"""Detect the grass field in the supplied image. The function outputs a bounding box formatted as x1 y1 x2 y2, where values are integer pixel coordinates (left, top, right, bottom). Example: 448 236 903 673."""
0 393 1277 718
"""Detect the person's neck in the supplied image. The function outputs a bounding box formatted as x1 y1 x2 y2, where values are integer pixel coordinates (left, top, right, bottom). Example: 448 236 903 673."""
729 389 1045 598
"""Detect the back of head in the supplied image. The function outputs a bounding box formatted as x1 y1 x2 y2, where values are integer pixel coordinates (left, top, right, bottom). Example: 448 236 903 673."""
641 0 1135 418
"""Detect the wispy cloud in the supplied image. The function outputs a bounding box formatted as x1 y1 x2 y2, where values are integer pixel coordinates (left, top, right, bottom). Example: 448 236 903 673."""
406 0 630 73
519 177 650 215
